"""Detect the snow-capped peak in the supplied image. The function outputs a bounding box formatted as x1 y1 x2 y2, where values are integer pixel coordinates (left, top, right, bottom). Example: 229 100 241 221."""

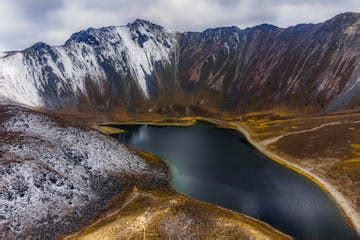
128 19 164 30
0 20 176 107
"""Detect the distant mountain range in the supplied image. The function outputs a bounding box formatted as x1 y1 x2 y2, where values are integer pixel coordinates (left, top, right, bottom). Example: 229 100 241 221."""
0 12 359 114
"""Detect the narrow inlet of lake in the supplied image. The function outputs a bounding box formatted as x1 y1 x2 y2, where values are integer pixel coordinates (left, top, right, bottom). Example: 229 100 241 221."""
112 122 357 240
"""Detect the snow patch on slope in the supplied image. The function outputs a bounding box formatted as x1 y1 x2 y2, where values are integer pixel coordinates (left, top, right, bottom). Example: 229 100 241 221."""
0 52 8 58
0 53 44 106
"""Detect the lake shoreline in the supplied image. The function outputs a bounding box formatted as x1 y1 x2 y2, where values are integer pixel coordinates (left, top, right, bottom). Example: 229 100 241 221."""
229 120 360 237
98 116 360 237
193 117 360 237
64 126 292 240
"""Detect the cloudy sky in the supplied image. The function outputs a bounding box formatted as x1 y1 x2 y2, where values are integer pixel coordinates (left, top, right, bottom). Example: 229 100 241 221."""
0 0 359 51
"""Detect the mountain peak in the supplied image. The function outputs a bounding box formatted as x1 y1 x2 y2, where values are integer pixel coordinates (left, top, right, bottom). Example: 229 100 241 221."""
334 12 360 19
133 18 154 25
127 19 164 31
201 26 240 37
25 42 52 54
319 11 360 33
250 23 279 31
67 29 100 46
325 12 360 25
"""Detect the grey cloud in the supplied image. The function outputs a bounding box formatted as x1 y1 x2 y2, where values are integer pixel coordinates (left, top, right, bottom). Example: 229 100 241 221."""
14 0 64 22
0 0 358 51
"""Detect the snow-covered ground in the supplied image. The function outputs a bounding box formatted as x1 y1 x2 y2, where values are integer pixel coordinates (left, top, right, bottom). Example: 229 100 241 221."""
0 105 167 239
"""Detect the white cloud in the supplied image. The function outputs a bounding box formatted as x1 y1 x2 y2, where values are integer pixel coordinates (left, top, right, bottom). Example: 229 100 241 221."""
0 0 358 51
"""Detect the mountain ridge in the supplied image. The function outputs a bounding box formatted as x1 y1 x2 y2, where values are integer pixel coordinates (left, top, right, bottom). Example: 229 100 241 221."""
0 12 359 114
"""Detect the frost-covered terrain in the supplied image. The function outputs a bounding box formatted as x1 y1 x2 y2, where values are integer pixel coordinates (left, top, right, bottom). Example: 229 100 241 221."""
0 105 168 239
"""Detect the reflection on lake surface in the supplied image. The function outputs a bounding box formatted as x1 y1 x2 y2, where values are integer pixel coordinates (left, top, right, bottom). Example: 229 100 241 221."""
114 123 357 239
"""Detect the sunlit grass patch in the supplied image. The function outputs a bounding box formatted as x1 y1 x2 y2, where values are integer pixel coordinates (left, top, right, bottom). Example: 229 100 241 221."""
95 125 125 135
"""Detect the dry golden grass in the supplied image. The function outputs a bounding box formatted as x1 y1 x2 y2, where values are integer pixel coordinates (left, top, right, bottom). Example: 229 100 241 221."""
92 125 125 135
65 188 290 240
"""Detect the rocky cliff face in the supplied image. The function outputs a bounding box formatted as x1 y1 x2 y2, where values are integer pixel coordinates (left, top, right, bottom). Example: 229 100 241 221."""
0 13 359 114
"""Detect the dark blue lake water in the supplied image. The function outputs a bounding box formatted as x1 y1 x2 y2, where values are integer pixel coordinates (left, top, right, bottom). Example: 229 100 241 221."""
114 123 357 239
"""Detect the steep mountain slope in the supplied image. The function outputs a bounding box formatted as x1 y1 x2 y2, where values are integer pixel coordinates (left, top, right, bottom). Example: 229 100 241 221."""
0 13 359 114
178 12 360 112
0 20 176 110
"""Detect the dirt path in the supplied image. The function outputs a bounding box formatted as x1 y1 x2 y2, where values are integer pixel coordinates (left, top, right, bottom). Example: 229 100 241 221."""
261 120 360 146
64 187 142 239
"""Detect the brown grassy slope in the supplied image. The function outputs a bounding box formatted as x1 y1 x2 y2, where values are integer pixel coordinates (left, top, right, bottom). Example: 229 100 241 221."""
65 187 290 240
239 111 360 221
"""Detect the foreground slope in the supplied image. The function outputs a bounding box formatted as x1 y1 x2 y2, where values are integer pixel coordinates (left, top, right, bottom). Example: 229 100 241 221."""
0 105 168 238
0 106 290 239
66 188 289 240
